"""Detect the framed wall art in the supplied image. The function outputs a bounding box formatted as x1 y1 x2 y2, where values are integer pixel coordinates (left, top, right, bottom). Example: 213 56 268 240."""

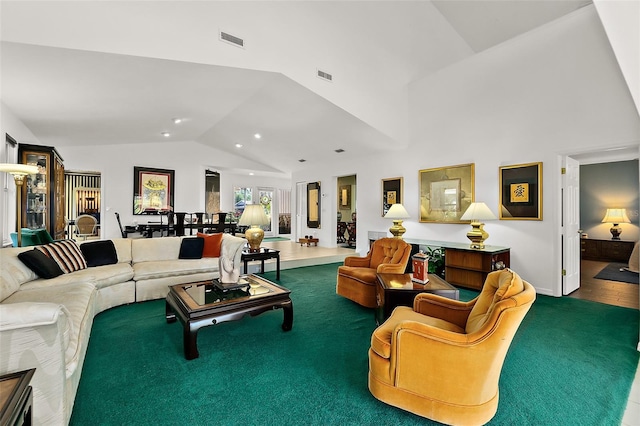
307 181 321 228
133 166 175 215
499 162 542 220
339 185 351 210
419 163 474 223
382 177 403 216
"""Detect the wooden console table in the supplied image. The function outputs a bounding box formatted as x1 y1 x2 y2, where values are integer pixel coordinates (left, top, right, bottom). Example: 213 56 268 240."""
0 368 35 426
581 238 635 262
403 238 511 291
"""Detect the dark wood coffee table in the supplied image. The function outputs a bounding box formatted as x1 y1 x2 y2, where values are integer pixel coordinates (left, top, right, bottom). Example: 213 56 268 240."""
166 275 293 360
375 273 459 325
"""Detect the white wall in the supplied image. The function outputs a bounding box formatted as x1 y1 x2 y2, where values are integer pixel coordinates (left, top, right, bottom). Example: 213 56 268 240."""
292 6 640 297
58 141 290 240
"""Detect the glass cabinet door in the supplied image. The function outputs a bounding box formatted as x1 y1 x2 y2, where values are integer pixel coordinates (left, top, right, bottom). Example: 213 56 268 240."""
24 151 50 230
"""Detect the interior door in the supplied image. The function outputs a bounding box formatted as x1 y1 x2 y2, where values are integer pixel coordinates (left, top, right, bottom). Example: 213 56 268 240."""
563 156 581 295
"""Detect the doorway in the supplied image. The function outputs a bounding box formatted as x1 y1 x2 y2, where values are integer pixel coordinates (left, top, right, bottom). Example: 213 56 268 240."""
64 171 101 240
337 175 356 247
561 147 639 309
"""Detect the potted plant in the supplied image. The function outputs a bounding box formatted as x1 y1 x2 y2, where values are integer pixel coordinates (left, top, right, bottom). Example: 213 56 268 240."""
425 246 445 278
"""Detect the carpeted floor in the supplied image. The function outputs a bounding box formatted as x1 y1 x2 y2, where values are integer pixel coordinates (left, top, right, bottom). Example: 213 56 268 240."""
594 262 639 284
70 264 639 425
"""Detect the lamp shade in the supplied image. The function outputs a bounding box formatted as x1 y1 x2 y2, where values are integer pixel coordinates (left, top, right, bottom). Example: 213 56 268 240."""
384 204 410 219
460 202 496 222
601 208 631 224
0 163 39 176
238 204 269 226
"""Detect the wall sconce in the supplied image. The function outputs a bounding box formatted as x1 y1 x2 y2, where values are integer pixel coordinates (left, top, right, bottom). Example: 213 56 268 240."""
460 202 497 249
601 208 630 240
384 203 410 239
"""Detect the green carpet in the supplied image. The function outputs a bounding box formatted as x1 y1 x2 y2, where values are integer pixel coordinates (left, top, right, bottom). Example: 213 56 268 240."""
262 237 290 242
70 264 639 425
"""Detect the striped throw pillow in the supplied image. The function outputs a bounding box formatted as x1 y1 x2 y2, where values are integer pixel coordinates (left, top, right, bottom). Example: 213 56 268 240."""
36 240 88 274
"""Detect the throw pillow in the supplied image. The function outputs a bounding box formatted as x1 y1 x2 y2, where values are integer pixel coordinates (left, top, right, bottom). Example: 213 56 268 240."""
36 240 88 274
179 237 205 259
197 232 223 258
80 240 118 267
18 249 64 279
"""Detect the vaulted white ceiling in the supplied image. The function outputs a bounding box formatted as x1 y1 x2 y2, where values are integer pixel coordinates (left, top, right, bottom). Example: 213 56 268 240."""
0 0 593 175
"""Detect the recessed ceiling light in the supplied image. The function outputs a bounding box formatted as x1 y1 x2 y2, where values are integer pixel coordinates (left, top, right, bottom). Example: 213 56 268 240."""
249 172 255 176
173 118 182 124
161 132 170 137
235 143 243 148
254 133 261 139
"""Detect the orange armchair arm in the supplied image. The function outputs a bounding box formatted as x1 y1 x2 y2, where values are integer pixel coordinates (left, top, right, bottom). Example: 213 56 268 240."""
344 254 371 268
413 293 475 329
376 263 406 274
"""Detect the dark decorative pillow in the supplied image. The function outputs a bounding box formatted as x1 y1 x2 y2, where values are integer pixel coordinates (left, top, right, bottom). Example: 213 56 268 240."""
80 240 118 267
36 240 88 274
179 237 205 259
18 249 64 279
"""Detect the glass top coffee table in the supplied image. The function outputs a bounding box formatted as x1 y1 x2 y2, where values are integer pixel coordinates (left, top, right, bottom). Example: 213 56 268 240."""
165 274 293 360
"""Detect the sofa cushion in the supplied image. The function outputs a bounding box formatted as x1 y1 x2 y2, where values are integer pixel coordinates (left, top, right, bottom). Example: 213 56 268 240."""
179 237 204 259
197 232 223 258
80 240 118 267
133 258 218 281
36 240 88 274
17 249 64 279
131 237 182 263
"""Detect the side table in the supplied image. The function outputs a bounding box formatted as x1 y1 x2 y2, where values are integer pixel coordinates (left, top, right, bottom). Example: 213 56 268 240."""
299 238 319 247
375 273 459 325
0 368 35 426
241 248 280 280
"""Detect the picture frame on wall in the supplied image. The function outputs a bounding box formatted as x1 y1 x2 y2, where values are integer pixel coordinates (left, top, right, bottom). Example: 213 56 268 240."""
339 185 351 210
382 177 403 216
499 162 543 220
419 163 474 223
133 166 175 215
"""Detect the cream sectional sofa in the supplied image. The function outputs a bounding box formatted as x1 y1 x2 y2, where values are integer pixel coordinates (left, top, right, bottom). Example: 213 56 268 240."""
0 234 246 425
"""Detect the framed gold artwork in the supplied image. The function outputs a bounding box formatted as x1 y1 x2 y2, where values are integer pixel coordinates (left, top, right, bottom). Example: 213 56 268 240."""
499 162 542 220
419 163 474 223
339 185 351 210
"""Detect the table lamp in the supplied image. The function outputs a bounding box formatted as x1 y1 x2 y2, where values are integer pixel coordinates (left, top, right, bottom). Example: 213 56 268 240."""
384 203 410 239
601 208 630 240
460 202 496 249
0 163 40 247
238 204 269 252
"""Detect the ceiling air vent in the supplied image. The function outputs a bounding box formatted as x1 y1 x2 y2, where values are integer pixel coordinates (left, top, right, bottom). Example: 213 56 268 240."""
298 159 307 163
335 149 344 153
220 31 244 48
317 69 333 82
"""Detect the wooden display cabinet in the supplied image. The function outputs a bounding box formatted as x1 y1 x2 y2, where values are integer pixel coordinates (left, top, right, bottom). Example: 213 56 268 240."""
444 246 511 291
580 238 635 262
19 144 66 240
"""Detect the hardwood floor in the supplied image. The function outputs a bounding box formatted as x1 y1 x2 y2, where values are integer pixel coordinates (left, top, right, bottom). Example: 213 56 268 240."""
568 259 639 309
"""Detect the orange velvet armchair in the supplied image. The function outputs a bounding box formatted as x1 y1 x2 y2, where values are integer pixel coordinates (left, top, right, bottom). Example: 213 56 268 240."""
368 269 536 425
336 237 411 308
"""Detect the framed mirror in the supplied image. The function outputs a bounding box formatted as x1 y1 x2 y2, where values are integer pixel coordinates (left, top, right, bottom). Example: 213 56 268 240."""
307 181 321 228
